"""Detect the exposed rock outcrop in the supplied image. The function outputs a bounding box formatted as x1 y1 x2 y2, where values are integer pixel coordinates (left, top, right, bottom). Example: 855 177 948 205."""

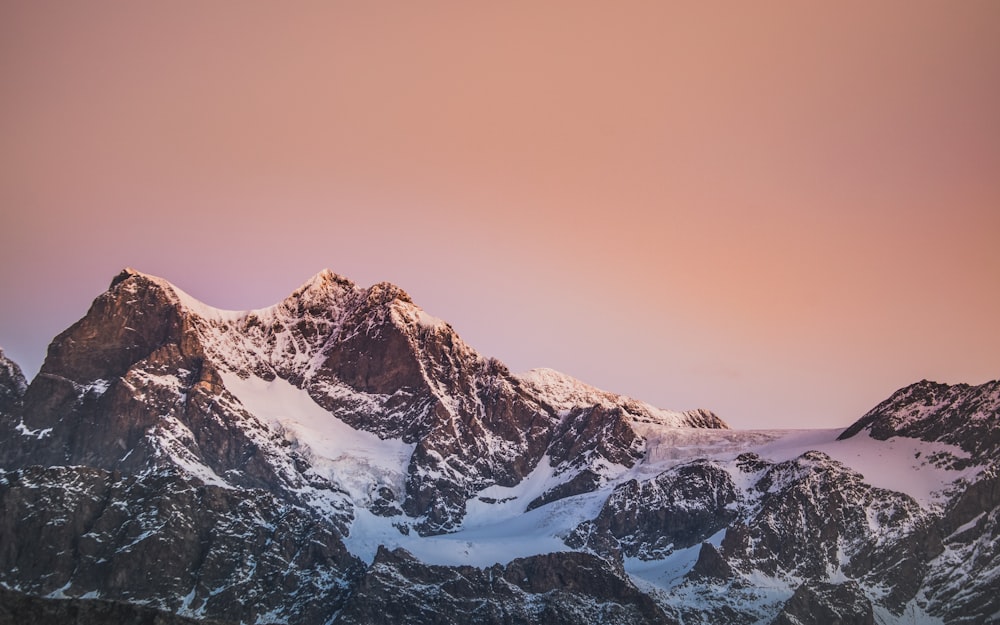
770 581 874 625
335 547 674 625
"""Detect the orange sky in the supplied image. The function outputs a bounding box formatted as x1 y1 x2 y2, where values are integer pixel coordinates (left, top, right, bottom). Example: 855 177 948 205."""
2 1 998 428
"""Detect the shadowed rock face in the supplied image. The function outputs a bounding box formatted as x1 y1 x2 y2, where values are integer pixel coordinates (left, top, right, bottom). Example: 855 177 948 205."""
0 348 26 417
0 348 27 447
0 466 363 625
567 459 739 560
770 581 874 625
334 547 675 625
0 586 231 625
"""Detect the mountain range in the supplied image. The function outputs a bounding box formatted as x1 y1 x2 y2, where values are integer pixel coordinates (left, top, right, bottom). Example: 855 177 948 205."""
0 268 997 624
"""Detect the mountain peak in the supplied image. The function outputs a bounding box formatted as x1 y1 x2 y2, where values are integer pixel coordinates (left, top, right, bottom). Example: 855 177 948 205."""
838 377 1000 457
109 266 162 290
108 268 250 321
517 368 729 429
295 269 358 295
366 281 413 306
0 347 28 414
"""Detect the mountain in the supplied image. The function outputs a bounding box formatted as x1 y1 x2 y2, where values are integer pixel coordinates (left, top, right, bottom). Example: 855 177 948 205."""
0 347 26 417
1 269 998 624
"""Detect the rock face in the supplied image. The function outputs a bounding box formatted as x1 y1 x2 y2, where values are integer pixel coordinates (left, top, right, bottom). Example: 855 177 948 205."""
567 459 739 559
0 466 363 625
0 348 27 449
335 548 674 625
0 348 26 416
770 581 875 625
1 269 998 625
839 379 1000 460
2 269 725 535
0 586 229 625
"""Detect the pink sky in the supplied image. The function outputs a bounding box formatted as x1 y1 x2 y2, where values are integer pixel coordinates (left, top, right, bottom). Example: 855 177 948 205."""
2 1 998 429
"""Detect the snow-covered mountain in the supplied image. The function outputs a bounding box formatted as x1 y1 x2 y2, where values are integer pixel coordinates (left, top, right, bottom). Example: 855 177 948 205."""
0 269 997 625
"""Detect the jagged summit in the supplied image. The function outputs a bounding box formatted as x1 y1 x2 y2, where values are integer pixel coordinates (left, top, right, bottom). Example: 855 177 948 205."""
518 367 728 430
288 268 361 300
11 268 728 537
838 377 1000 457
0 347 27 394
1 269 999 624
0 347 27 415
107 268 438 330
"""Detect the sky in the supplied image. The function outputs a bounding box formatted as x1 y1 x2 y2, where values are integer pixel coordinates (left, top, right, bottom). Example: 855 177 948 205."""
1 1 998 430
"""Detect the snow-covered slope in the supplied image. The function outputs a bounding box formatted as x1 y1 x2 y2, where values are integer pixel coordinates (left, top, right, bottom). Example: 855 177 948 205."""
517 367 725 429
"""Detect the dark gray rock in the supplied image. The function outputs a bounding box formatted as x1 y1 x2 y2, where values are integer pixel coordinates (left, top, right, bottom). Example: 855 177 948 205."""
569 459 738 559
0 586 229 625
0 348 26 417
0 466 363 625
839 379 1000 460
770 581 874 625
687 542 733 581
334 548 675 625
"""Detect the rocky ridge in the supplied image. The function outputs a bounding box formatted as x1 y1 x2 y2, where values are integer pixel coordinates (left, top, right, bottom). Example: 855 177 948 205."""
0 269 998 625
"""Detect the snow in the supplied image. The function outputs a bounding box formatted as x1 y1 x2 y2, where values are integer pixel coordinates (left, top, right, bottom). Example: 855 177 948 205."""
751 429 978 508
47 581 73 599
81 379 112 396
617 426 980 510
947 512 985 539
516 368 698 427
342 455 607 567
218 372 415 507
152 417 231 488
200 366 982 580
464 456 560 524
625 529 725 589
344 490 607 568
15 420 52 439
631 427 784 476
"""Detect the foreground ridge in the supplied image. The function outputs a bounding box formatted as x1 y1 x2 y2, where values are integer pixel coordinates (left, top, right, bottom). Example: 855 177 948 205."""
0 269 997 624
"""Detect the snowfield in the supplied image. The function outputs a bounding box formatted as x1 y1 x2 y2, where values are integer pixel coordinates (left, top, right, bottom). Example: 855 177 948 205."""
218 367 978 580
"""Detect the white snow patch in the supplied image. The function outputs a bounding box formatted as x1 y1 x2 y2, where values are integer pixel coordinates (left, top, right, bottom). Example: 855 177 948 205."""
753 429 978 508
132 270 250 321
947 512 985 540
625 529 726 590
47 581 73 599
218 372 415 506
342 456 610 567
344 490 605 567
81 379 112 396
517 368 697 426
15 421 52 439
463 456 560 524
625 427 979 510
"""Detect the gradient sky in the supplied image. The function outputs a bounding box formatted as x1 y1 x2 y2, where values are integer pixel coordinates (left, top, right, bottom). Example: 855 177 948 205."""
2 1 998 429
